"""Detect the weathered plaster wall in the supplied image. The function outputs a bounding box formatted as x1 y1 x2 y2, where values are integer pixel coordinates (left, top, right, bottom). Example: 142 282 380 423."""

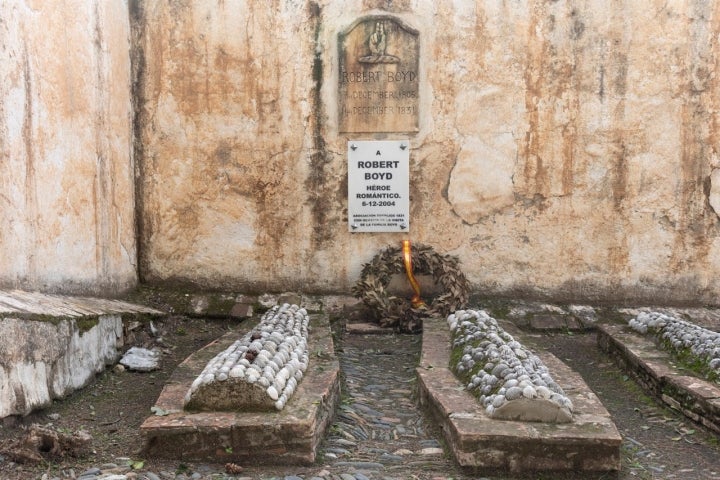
0 0 137 295
134 0 323 291
136 0 720 304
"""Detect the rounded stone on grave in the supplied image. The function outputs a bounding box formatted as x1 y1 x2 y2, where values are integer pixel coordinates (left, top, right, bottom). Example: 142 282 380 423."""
490 398 573 423
491 362 509 378
504 378 519 389
522 385 537 399
185 377 279 411
505 386 523 400
536 385 552 399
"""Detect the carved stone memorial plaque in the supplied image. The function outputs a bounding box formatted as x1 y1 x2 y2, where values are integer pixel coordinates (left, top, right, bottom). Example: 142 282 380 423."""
339 17 419 133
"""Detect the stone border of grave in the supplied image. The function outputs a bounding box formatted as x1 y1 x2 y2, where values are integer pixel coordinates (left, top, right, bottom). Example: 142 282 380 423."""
598 322 720 434
629 312 720 380
417 315 622 474
140 313 339 464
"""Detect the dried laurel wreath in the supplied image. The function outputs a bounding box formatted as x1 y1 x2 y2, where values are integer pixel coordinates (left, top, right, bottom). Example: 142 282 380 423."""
352 243 470 333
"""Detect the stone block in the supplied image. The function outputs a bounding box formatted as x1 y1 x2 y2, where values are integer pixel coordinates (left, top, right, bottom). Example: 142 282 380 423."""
119 347 161 372
529 313 570 330
277 293 303 306
229 303 253 319
0 315 123 418
418 316 621 474
386 274 441 298
0 290 164 418
141 314 339 464
345 322 392 335
569 305 598 326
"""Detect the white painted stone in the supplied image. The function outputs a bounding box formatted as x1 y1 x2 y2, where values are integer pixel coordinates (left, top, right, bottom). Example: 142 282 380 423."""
119 347 161 372
0 315 123 418
420 447 444 456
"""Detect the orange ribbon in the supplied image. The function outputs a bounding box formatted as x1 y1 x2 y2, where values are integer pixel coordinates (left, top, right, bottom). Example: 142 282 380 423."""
402 240 426 309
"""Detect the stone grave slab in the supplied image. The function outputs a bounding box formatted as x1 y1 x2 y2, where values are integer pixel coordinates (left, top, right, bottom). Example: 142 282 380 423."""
140 314 340 465
0 290 164 418
417 316 621 475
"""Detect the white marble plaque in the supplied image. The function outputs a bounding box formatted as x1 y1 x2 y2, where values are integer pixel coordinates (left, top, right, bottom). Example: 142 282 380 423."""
348 140 409 233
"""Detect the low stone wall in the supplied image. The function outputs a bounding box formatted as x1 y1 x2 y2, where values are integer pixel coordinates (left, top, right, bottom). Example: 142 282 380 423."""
598 323 720 434
629 311 720 378
0 315 123 418
0 290 163 419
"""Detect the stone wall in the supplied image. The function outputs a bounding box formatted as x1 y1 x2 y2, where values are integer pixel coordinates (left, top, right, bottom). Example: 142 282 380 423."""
134 0 720 303
0 0 136 295
4 1 720 303
133 0 322 292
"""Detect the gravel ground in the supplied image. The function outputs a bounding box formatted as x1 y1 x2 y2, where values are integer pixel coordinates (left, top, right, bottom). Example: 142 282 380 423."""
1 313 719 479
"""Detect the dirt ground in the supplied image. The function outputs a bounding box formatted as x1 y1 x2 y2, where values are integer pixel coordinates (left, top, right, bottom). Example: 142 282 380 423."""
0 315 233 479
528 332 720 480
1 314 720 479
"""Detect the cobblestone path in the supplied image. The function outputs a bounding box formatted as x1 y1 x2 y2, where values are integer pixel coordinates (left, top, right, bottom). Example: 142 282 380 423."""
318 332 469 479
321 330 720 480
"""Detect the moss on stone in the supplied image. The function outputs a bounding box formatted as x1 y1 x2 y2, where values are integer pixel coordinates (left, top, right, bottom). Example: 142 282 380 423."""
448 341 464 372
659 337 719 383
124 285 191 313
449 333 490 395
488 303 511 320
75 316 101 333
204 295 237 316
